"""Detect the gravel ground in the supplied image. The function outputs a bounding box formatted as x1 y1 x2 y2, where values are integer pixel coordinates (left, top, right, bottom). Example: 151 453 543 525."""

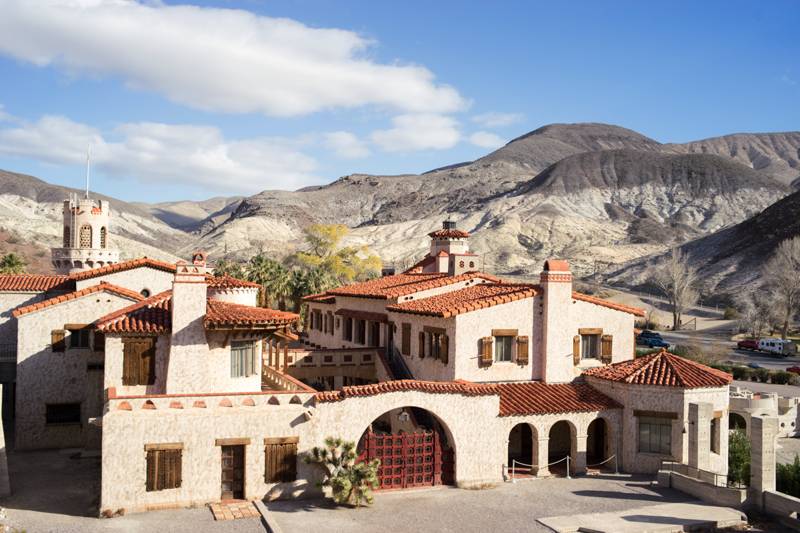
0 449 265 533
267 474 693 533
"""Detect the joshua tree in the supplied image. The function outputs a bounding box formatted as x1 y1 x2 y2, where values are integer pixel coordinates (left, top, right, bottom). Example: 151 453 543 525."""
650 248 699 330
0 253 26 274
762 236 800 339
304 437 380 507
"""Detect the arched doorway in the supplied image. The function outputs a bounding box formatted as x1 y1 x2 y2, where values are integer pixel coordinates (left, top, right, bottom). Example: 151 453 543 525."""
508 423 535 475
358 406 455 490
729 412 747 431
548 420 575 476
586 418 610 467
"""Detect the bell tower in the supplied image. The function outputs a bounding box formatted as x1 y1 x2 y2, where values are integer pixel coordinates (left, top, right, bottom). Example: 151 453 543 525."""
51 193 121 274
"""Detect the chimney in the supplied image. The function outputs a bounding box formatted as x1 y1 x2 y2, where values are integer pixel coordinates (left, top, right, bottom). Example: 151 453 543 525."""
539 259 574 383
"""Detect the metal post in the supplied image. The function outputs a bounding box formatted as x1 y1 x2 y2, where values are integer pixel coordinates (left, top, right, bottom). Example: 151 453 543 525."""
566 455 571 479
511 460 516 484
614 455 619 475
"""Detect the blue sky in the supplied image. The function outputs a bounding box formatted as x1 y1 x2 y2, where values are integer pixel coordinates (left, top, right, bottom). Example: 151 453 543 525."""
0 0 797 202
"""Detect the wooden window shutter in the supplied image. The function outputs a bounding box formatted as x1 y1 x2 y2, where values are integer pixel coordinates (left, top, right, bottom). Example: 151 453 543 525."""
572 335 581 365
601 334 613 363
123 339 139 386
146 450 157 491
51 329 66 353
140 341 156 386
401 323 411 355
94 331 105 353
480 337 493 366
516 336 529 364
418 331 425 358
441 335 449 365
265 439 298 483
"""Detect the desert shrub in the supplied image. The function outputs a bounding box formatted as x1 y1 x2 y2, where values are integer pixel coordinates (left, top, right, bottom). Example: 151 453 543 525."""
731 366 749 380
304 437 380 507
778 456 800 497
709 363 732 374
728 429 750 487
723 307 740 320
755 368 771 383
772 371 793 385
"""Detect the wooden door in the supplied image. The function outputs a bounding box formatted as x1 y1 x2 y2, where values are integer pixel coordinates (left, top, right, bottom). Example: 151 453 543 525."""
221 445 245 500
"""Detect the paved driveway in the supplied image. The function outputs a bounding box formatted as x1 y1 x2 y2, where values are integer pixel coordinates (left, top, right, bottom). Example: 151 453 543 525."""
267 474 694 533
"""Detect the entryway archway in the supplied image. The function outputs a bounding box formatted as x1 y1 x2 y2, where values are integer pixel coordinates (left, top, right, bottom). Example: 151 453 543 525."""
729 412 747 432
548 420 576 476
358 406 455 490
586 418 611 468
508 423 536 475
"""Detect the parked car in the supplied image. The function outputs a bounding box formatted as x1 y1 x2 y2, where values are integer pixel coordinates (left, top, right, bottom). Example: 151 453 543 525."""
787 366 800 375
748 362 761 369
638 330 662 339
758 338 798 356
637 335 669 348
737 339 759 351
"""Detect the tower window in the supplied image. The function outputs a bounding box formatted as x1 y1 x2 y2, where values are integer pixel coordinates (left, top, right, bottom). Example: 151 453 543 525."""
63 226 70 247
79 225 92 248
100 227 107 248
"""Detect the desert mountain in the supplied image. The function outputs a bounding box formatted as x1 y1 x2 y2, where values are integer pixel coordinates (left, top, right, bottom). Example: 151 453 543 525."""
604 188 800 295
0 169 189 269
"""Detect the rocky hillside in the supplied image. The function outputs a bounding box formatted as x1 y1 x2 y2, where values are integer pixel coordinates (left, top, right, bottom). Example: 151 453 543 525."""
133 196 243 232
605 189 800 295
0 169 189 272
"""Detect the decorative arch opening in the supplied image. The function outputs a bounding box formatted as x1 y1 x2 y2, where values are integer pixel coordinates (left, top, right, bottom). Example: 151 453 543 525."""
100 226 107 248
587 418 611 468
79 224 92 248
508 423 537 477
357 406 455 490
548 420 576 476
729 412 747 431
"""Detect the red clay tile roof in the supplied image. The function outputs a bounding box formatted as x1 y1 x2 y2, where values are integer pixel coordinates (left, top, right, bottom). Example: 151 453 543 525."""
572 292 645 317
327 271 500 300
12 282 144 317
314 379 494 402
0 274 73 292
584 349 732 388
205 299 299 329
428 228 470 239
206 274 260 289
68 257 177 281
95 290 172 334
302 292 336 304
492 381 620 416
544 259 570 271
402 255 436 274
386 283 537 318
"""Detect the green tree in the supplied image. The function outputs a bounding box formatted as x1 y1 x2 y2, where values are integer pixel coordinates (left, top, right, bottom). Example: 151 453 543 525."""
728 429 750 487
0 253 26 274
291 224 381 284
288 267 338 312
213 258 245 278
778 455 800 497
304 437 380 507
245 254 283 307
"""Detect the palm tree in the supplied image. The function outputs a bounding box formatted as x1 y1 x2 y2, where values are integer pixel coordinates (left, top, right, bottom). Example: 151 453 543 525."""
268 263 293 311
0 253 26 274
213 258 245 278
246 254 281 307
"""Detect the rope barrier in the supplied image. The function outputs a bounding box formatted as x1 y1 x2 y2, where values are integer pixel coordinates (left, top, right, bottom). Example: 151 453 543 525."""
509 454 619 482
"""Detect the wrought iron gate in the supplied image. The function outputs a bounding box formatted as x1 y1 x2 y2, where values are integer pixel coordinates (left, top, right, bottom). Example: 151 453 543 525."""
359 430 451 490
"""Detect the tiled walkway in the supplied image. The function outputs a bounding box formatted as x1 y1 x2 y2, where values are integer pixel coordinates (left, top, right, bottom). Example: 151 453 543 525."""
209 501 260 521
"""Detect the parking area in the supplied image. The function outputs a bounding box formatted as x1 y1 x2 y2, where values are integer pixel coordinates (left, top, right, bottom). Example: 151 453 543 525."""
267 474 697 533
0 449 265 533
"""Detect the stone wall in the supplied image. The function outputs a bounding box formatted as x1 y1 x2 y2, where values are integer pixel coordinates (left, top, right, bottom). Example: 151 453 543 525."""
74 267 174 295
15 291 141 449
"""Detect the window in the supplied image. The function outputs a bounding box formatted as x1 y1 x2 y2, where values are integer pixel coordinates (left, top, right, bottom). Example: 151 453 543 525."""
145 445 182 491
51 329 66 353
100 226 107 248
79 224 92 248
122 337 156 386
424 327 448 363
94 331 105 353
326 312 334 334
63 225 70 247
355 319 366 345
638 416 672 454
495 336 514 362
369 321 380 347
401 323 411 355
343 317 353 341
264 437 298 483
231 340 257 378
710 416 721 454
581 334 600 359
140 288 151 298
46 403 81 425
67 325 91 349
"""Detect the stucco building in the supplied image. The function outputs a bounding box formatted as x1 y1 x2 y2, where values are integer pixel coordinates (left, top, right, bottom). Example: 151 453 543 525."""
0 203 735 515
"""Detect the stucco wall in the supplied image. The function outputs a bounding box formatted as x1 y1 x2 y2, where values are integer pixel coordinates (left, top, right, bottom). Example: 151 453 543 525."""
387 312 455 382
15 291 141 449
74 267 174 295
0 292 45 356
104 334 171 396
207 288 258 307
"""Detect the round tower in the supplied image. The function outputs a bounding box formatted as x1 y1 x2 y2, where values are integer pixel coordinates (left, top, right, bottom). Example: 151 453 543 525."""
51 194 121 274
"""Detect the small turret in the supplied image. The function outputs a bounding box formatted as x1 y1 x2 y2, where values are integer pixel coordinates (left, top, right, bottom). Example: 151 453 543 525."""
422 220 478 275
51 194 120 274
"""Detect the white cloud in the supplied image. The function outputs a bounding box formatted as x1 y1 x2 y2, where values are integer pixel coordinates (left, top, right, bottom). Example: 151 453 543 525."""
371 114 461 152
0 1 466 117
469 131 506 150
0 114 319 194
0 105 14 123
323 131 370 159
471 112 524 128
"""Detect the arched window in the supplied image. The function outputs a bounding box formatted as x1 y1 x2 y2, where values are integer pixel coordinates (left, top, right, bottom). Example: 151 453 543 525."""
79 225 92 248
100 227 107 249
63 226 70 247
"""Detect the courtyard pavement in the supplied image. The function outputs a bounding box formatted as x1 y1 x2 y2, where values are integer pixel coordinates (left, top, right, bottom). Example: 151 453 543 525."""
267 474 701 533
